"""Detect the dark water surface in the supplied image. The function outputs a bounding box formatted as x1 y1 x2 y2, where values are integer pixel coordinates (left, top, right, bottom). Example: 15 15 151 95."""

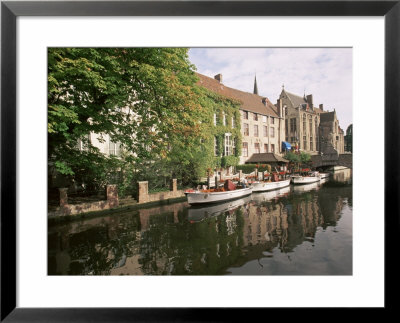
48 171 352 275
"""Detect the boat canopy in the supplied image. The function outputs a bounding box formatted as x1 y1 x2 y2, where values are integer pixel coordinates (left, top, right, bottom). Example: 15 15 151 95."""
282 141 292 151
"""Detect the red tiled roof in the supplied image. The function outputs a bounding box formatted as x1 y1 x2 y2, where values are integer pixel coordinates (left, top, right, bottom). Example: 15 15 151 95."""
196 73 279 118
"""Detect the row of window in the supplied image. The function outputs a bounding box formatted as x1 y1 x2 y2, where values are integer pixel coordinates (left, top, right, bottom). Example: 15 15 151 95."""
214 133 236 157
243 124 275 138
242 110 275 124
214 113 235 128
77 135 121 156
242 142 275 156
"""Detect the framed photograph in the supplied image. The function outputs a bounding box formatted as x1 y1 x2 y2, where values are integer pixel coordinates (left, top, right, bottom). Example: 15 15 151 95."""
2 0 398 321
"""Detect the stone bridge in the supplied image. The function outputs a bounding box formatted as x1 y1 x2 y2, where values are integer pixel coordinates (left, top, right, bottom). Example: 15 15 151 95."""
311 152 352 169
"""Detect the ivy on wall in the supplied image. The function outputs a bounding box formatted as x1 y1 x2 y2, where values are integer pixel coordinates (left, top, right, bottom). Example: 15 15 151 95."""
196 87 242 173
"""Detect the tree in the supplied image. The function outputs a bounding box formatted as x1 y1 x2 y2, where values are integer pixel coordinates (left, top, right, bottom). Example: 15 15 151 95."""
48 48 202 192
284 151 311 171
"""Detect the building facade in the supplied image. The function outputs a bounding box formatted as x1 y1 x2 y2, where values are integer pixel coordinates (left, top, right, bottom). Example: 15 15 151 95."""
197 73 285 165
279 87 345 155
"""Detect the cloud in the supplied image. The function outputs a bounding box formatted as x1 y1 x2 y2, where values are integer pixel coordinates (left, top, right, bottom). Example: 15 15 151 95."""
189 48 352 131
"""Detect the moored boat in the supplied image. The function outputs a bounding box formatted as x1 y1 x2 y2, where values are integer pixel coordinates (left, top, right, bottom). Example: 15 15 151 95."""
319 172 330 179
185 180 253 205
291 171 321 185
251 178 291 192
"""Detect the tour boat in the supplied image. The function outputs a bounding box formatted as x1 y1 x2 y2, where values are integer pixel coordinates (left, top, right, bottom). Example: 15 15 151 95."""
185 180 253 205
188 195 252 222
251 178 291 192
291 171 321 185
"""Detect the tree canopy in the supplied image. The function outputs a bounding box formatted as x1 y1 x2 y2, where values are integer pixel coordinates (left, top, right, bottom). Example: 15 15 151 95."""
48 48 206 193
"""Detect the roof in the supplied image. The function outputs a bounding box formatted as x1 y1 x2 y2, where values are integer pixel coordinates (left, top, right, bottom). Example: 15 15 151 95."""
282 89 324 114
283 90 307 108
196 73 279 117
245 153 289 164
320 111 336 123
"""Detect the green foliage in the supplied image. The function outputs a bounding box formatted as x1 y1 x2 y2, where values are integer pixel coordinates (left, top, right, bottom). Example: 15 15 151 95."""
284 151 301 163
221 156 239 168
236 163 273 174
195 88 242 175
284 151 311 171
48 48 205 192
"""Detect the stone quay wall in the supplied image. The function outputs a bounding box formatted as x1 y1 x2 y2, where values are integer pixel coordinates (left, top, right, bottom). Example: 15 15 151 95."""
49 184 119 217
49 180 185 217
137 179 185 204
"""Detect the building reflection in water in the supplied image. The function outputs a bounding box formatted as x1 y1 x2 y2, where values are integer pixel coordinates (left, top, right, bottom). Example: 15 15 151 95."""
48 172 352 275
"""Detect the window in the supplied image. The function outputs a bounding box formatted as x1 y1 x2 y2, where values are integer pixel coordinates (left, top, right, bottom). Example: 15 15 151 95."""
213 113 217 126
290 118 296 132
271 144 275 153
285 119 288 136
254 125 259 137
77 134 90 151
264 144 268 153
231 117 235 128
310 137 313 151
224 133 233 156
223 112 227 126
109 140 120 156
214 136 219 156
263 125 268 137
303 136 307 150
270 127 275 138
243 123 249 136
303 114 306 133
243 111 248 120
242 142 248 157
254 143 260 154
290 136 296 143
270 117 275 125
309 116 313 135
262 115 267 123
254 113 258 121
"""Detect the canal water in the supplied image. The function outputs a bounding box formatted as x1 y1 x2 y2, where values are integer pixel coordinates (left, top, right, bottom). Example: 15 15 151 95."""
48 170 352 275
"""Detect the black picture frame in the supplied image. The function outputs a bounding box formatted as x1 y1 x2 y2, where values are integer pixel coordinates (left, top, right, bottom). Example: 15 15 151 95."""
1 0 398 321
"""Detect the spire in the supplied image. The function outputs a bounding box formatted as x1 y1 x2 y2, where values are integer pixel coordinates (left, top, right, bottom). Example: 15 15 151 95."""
253 75 259 95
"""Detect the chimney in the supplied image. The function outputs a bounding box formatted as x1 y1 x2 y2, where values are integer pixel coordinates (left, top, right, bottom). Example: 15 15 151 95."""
214 74 223 83
277 99 283 117
306 94 313 108
319 104 324 111
262 97 268 106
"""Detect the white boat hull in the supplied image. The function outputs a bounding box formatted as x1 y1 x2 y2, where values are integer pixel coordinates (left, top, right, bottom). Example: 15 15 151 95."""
251 179 291 192
291 176 320 185
186 187 253 205
319 173 330 179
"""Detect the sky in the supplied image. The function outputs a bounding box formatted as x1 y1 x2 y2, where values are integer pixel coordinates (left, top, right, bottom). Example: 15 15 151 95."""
189 48 352 132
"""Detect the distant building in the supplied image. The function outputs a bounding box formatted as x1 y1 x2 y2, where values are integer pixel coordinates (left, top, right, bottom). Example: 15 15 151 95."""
279 87 345 155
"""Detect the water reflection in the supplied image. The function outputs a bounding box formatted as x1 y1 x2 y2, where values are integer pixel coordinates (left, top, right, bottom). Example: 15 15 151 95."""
48 170 352 275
